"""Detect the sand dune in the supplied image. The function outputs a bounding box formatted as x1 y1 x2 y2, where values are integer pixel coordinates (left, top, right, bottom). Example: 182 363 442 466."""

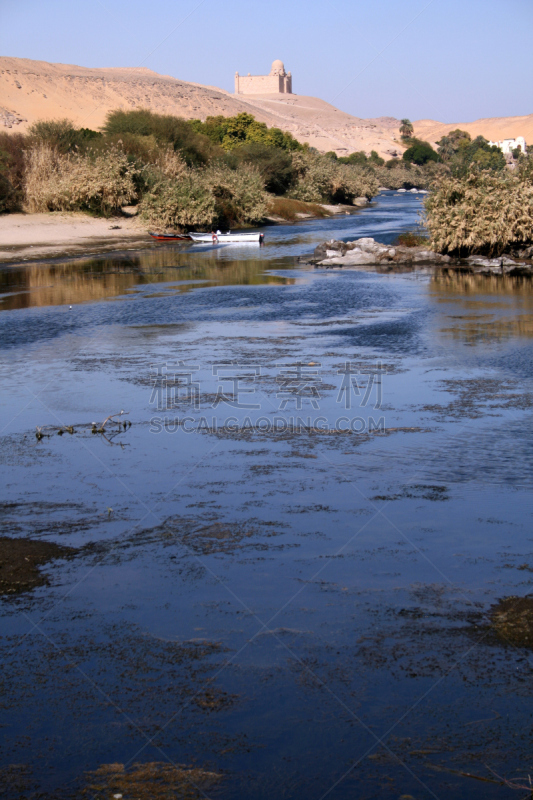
0 56 530 157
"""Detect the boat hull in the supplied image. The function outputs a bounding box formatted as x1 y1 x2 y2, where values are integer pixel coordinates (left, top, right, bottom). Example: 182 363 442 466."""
149 232 191 241
188 232 264 243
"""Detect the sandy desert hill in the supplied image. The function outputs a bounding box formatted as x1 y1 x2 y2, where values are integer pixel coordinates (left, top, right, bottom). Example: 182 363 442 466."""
0 57 403 157
0 56 530 158
414 116 533 148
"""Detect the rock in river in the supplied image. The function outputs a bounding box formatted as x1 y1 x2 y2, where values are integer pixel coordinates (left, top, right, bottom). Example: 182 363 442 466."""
313 237 452 268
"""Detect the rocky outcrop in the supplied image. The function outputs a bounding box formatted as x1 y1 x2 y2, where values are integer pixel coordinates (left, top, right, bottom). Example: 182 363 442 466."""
0 107 27 128
311 237 533 274
313 237 452 267
465 255 533 275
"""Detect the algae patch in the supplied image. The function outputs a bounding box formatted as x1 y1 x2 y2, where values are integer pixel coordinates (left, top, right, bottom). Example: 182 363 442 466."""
83 762 222 800
490 595 533 648
0 536 75 595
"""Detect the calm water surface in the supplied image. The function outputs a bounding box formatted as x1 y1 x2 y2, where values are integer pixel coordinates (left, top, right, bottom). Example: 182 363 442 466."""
1 192 533 799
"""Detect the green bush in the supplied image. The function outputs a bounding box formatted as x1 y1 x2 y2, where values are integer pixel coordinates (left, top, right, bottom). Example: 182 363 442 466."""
103 109 218 165
0 132 26 211
140 173 216 230
206 163 268 225
437 131 505 176
338 150 384 167
338 151 368 166
437 129 471 162
369 150 385 166
223 142 294 194
28 119 102 154
191 113 303 152
403 139 440 166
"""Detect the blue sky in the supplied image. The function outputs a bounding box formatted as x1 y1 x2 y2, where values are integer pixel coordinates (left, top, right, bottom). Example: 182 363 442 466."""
1 0 532 123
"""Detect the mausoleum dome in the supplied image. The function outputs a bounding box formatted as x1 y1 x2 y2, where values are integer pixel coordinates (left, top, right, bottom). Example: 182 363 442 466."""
270 59 286 76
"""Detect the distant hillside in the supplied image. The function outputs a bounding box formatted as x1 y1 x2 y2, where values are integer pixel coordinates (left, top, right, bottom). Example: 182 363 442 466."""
414 115 533 148
0 57 403 157
0 57 530 157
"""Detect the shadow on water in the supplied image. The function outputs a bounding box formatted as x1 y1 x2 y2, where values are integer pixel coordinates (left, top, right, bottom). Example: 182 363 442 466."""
0 253 297 312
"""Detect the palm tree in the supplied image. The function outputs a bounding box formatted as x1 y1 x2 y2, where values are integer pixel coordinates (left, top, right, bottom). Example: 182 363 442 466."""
399 119 414 139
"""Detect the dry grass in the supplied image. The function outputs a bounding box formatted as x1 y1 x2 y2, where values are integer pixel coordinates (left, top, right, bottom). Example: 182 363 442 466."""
24 143 138 215
289 151 378 204
205 162 268 225
267 196 329 221
139 172 216 230
140 161 268 230
397 231 429 247
425 167 533 256
490 596 533 648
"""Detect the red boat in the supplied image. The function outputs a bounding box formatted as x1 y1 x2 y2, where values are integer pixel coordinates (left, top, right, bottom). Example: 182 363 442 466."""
149 232 191 241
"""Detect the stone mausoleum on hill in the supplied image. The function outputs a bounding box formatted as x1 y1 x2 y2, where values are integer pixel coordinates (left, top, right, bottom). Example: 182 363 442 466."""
235 60 292 95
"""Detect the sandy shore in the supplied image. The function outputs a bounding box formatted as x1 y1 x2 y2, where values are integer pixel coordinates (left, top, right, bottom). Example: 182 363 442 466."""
0 212 151 262
0 203 363 264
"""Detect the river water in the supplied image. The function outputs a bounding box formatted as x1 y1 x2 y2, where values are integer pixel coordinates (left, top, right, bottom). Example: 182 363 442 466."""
2 192 533 799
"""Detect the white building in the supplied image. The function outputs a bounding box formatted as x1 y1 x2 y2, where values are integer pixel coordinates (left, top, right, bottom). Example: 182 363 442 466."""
488 136 527 155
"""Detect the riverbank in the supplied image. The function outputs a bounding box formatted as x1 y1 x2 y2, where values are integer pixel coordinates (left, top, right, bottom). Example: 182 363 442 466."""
0 200 369 264
265 196 369 223
0 211 150 263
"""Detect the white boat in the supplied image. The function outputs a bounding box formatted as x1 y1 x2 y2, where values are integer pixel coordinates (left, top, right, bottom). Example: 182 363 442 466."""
188 231 265 243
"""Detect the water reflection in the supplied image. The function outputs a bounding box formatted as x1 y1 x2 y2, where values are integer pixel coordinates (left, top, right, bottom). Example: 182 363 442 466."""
431 271 533 343
0 251 296 311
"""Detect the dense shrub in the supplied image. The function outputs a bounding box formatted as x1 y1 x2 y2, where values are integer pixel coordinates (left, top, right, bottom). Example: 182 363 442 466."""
206 163 268 225
437 130 505 176
289 151 378 203
436 128 471 162
24 143 138 214
0 132 26 211
339 150 384 167
139 159 268 230
425 166 533 256
372 160 446 190
139 173 216 230
28 119 102 154
191 113 303 152
402 139 440 166
103 109 218 165
223 143 294 194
